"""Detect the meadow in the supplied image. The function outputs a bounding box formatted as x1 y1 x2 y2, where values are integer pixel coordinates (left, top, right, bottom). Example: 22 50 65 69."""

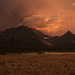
0 53 75 75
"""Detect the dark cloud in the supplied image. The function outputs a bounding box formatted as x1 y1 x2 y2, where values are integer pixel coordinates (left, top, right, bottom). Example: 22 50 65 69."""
0 0 35 30
0 0 75 35
0 0 51 30
23 15 47 28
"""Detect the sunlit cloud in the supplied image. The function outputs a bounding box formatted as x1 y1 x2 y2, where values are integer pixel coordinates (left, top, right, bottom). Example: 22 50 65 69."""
23 14 72 36
0 0 75 35
72 3 75 6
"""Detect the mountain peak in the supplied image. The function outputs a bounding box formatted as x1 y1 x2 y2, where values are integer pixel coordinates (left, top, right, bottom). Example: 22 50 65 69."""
65 30 73 35
61 30 75 38
66 30 72 34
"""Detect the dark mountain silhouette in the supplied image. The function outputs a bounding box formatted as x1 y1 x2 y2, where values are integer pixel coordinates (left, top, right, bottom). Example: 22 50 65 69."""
0 25 53 54
0 26 75 54
50 31 75 51
61 31 75 38
2 25 45 39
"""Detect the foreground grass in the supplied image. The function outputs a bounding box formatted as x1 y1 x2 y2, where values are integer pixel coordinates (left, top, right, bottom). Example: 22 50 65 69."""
0 53 75 75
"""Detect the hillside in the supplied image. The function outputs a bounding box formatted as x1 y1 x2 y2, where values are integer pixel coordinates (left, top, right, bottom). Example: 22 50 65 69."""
0 25 75 53
50 31 75 51
0 25 53 54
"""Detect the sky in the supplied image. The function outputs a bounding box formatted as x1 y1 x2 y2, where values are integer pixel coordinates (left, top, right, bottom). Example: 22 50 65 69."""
0 0 75 36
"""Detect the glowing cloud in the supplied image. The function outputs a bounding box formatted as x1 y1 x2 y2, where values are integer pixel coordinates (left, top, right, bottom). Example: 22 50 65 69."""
0 0 75 35
72 3 75 6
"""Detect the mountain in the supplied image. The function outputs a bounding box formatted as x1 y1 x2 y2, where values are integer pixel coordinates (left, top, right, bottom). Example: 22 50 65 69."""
51 31 75 51
0 25 53 53
0 26 75 53
2 25 44 39
61 31 75 39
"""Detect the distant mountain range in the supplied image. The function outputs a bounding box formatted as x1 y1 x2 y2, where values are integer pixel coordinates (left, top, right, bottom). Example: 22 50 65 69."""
50 31 75 51
0 25 75 54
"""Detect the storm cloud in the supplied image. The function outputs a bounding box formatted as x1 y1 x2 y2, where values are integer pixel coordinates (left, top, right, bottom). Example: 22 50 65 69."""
0 0 75 35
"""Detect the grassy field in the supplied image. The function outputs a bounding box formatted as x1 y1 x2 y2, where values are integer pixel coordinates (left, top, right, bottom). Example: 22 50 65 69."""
0 53 75 75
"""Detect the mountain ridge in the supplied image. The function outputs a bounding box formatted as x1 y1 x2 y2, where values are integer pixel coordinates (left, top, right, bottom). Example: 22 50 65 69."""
60 31 75 38
0 25 75 53
0 25 53 54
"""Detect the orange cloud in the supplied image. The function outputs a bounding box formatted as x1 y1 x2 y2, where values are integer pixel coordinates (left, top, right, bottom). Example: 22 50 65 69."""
23 14 72 36
0 0 75 36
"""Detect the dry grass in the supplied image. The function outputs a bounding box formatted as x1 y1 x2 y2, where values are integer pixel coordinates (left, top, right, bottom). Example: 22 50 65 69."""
0 53 75 75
